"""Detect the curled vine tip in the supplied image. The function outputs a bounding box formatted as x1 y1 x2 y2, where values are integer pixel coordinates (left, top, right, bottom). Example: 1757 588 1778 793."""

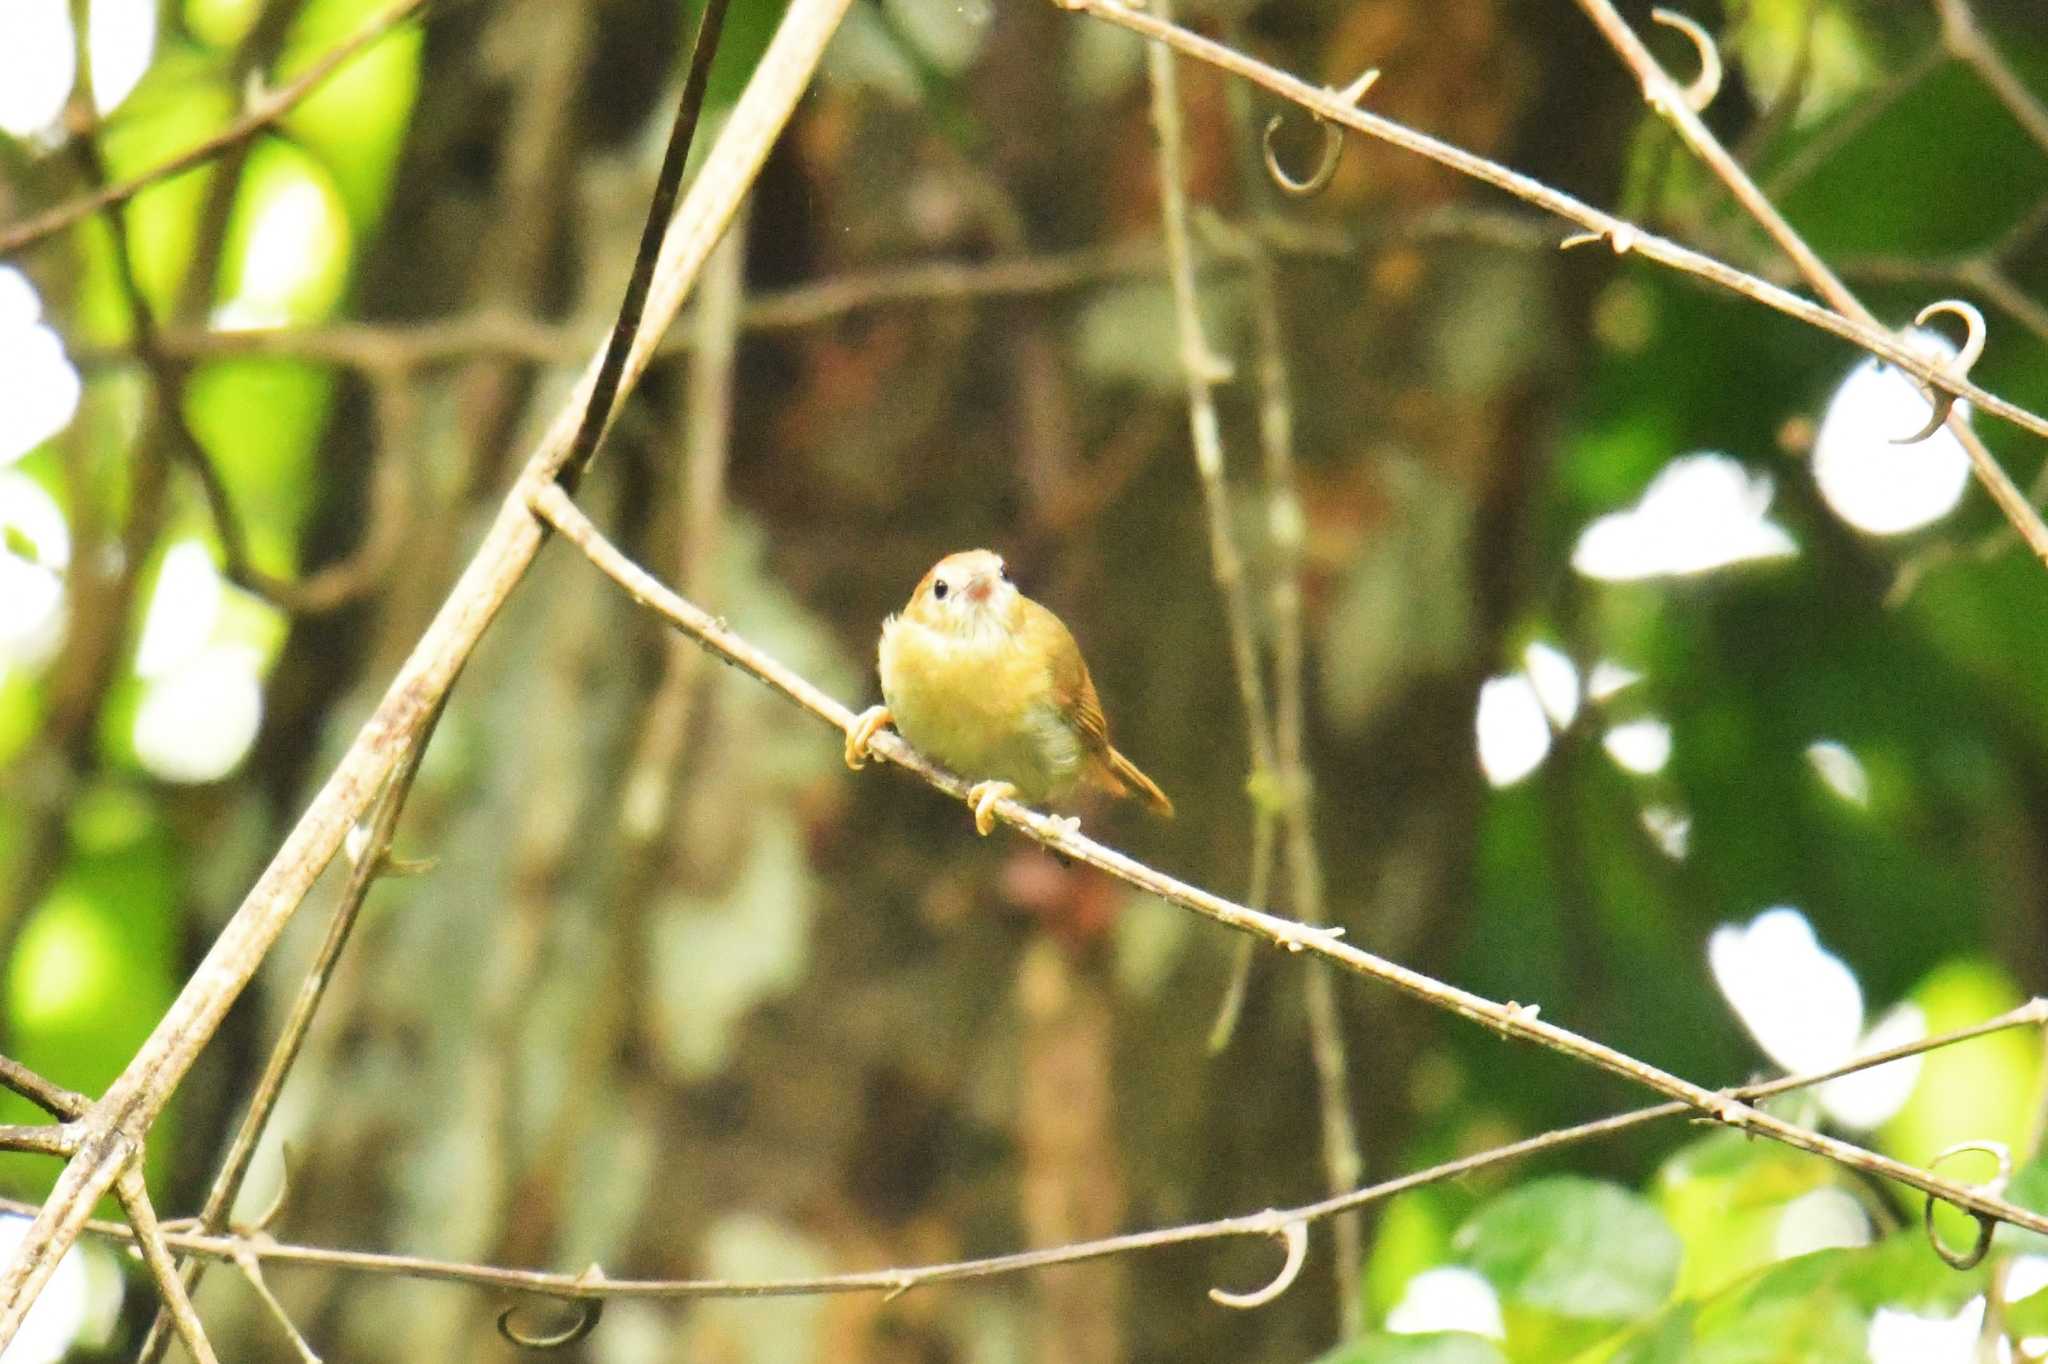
1893 298 1987 446
1649 9 1723 112
1922 1140 2010 1271
1209 1218 1308 1309
497 1298 603 1349
1261 68 1377 199
1263 114 1341 198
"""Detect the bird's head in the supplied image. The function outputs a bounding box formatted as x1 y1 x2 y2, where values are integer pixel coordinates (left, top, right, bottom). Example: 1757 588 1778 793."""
903 549 1023 640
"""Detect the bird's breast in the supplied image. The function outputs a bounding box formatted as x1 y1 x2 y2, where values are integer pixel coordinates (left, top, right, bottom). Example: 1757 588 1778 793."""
878 617 1078 800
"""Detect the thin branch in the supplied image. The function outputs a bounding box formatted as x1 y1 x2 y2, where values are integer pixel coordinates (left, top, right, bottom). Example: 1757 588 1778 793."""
0 0 432 259
0 1125 78 1159
1046 0 2048 451
18 999 2043 1305
0 1058 86 1121
133 702 447 1364
532 478 2048 1242
0 0 855 1342
1934 0 2048 159
1142 15 1364 1329
116 1167 221 1364
619 201 748 841
558 0 730 490
1570 0 2048 565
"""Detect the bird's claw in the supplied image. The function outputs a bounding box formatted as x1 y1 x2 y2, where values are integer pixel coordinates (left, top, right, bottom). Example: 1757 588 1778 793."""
845 706 892 770
967 781 1018 836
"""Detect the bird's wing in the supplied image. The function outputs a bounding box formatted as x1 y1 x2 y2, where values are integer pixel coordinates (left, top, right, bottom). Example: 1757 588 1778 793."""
1030 599 1113 757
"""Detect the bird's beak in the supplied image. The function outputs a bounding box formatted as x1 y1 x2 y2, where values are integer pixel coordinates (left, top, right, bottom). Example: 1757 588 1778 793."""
964 573 993 605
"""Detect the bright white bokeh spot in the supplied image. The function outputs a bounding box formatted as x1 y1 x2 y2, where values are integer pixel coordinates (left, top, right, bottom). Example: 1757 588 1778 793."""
133 644 264 782
1640 803 1691 859
1818 1003 1925 1131
89 0 158 113
1869 1297 1997 1364
1573 453 1798 581
1523 641 1580 729
1709 908 1922 1130
1386 1267 1505 1340
1806 739 1872 808
2009 1255 2048 1304
1813 330 1972 536
1477 672 1550 787
1604 718 1672 775
135 540 225 679
1773 1188 1870 1260
212 178 343 331
1710 908 1863 1075
0 269 83 466
0 471 70 666
1587 658 1642 702
0 1215 92 1364
0 0 77 137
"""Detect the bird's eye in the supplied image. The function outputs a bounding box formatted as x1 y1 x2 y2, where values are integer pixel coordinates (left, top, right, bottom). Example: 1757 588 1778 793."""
932 579 950 601
998 563 1012 583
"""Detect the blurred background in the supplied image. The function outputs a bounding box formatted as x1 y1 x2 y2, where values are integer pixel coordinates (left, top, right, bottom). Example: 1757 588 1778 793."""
2 0 2048 1359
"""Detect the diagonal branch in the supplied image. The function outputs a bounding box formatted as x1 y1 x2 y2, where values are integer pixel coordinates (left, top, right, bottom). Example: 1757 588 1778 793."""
531 477 2048 1242
116 1167 221 1364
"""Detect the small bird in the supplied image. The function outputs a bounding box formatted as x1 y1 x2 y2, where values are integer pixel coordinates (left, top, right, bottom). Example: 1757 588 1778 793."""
845 549 1173 835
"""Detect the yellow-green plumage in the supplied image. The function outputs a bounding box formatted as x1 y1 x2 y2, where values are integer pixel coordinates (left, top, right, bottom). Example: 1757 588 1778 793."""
873 549 1172 816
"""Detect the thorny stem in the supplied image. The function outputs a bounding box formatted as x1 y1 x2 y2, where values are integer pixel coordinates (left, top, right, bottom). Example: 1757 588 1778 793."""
0 0 854 1343
535 480 2048 1242
15 1000 2043 1310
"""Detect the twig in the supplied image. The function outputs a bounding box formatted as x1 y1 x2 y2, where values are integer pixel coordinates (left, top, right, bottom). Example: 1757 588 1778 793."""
532 479 2048 1241
1934 0 2048 158
0 0 854 1342
1045 0 2048 451
116 1167 221 1364
132 703 447 1364
16 999 2042 1306
1570 0 2048 566
0 0 433 259
619 201 748 840
558 0 729 490
0 1059 86 1120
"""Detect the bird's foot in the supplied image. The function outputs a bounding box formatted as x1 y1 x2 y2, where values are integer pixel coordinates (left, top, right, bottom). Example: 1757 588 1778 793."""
845 706 893 770
967 781 1018 836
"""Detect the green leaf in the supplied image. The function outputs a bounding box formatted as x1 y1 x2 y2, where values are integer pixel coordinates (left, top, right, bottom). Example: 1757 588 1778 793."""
1654 1131 1840 1298
1597 1232 1982 1364
1316 1332 1508 1364
1455 1177 1681 1321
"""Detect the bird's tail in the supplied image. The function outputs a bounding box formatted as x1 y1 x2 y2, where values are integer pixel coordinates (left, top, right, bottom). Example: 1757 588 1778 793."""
1105 747 1174 818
